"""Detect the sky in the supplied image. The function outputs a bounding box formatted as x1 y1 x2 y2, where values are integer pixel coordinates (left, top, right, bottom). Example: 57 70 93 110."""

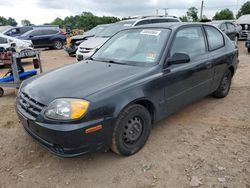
0 0 248 25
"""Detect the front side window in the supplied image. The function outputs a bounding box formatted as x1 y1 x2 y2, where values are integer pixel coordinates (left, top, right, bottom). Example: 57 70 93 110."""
204 26 225 51
92 28 170 66
226 23 235 30
170 26 206 59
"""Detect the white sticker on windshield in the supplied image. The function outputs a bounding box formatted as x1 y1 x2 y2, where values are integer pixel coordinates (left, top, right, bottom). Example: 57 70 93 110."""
140 30 161 36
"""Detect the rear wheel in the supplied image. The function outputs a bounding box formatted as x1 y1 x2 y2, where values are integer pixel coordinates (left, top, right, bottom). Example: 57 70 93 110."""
212 70 232 98
0 87 4 97
111 104 151 156
53 40 63 50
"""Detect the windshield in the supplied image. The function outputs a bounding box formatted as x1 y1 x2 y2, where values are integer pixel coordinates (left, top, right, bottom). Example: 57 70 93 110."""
92 28 170 66
85 25 108 37
209 22 221 27
96 22 134 38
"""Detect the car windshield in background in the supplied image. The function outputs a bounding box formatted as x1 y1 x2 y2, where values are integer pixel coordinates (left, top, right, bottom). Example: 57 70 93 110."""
85 25 108 37
92 28 170 66
96 22 134 38
209 22 220 28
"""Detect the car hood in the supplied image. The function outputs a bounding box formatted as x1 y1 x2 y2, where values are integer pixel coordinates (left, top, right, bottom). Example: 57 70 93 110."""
22 61 149 105
78 37 109 49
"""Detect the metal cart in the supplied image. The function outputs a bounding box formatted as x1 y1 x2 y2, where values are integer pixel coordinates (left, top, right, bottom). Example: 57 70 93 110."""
0 51 43 97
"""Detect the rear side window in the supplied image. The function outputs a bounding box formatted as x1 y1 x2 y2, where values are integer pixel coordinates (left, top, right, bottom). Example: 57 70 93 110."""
43 30 58 35
204 26 225 51
30 30 43 36
170 26 206 59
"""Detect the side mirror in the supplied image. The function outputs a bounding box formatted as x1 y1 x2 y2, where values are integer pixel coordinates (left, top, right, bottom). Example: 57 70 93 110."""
29 35 34 38
167 53 190 65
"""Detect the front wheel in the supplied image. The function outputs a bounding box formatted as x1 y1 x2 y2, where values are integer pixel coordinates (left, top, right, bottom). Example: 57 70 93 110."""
53 40 63 50
111 104 151 156
212 70 232 98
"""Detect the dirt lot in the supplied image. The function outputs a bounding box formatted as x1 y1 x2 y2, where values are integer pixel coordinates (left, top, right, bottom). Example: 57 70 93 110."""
0 43 249 188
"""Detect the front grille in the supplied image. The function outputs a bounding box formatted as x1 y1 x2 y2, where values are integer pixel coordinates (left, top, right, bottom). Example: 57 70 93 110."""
240 24 250 31
19 92 45 119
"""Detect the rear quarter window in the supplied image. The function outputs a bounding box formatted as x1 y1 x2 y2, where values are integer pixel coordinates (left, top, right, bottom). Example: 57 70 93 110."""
204 26 225 51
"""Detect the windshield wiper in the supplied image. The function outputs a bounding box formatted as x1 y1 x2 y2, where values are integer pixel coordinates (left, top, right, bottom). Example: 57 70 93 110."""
106 60 127 65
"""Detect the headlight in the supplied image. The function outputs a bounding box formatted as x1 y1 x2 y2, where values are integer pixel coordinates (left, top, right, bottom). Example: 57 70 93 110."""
45 99 90 120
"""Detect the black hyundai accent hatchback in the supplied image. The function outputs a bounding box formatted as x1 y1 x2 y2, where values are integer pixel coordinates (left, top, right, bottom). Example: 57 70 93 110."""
16 23 238 157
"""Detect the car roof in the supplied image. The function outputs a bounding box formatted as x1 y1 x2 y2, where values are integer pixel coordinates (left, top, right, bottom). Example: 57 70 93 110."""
131 22 210 30
119 16 180 23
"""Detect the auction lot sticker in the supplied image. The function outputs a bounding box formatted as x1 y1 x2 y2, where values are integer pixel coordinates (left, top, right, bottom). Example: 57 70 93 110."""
140 30 161 36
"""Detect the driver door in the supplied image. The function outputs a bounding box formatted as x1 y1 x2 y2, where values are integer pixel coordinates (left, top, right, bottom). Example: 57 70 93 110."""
162 26 214 116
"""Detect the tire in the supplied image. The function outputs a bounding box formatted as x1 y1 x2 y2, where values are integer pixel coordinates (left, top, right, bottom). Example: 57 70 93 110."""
234 35 239 47
0 87 4 97
53 40 63 50
248 48 250 53
212 70 232 98
111 104 151 156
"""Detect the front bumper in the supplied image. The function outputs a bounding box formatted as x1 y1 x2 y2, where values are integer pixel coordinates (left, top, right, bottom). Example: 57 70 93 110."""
17 107 112 157
64 45 77 55
75 50 94 62
245 40 250 48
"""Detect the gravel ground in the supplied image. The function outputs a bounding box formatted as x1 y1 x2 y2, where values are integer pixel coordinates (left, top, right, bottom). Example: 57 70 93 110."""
0 43 249 188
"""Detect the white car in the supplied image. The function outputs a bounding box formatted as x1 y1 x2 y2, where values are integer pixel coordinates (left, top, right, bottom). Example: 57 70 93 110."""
0 33 36 65
76 16 181 61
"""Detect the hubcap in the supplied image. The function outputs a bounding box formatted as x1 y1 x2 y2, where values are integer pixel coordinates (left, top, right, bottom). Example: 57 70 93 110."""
123 116 143 145
55 41 62 49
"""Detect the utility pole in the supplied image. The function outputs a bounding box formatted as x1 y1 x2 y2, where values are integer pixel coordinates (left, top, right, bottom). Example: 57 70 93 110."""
200 0 204 20
164 8 168 16
156 9 159 16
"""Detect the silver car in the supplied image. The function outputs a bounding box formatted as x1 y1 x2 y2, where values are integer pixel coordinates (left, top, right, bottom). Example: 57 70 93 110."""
76 16 181 61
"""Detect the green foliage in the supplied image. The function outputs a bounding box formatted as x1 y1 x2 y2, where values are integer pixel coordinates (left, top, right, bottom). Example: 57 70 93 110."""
0 16 17 26
237 1 250 18
51 12 120 30
21 19 32 26
179 15 189 22
187 7 199 22
213 9 234 20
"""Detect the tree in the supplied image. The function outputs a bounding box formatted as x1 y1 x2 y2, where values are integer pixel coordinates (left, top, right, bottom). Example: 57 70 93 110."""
21 19 32 26
213 9 234 20
179 15 189 22
187 7 199 22
237 1 250 18
0 16 17 26
51 17 64 28
51 12 120 30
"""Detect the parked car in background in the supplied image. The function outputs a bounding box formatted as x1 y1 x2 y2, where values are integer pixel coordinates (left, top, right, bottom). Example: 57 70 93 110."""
246 36 250 53
237 14 250 39
76 16 181 61
16 23 238 157
0 26 33 37
18 28 66 49
65 24 109 56
0 33 36 65
209 21 239 45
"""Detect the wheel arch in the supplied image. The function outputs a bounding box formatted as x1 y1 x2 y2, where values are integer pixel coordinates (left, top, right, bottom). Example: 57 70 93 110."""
114 98 156 124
